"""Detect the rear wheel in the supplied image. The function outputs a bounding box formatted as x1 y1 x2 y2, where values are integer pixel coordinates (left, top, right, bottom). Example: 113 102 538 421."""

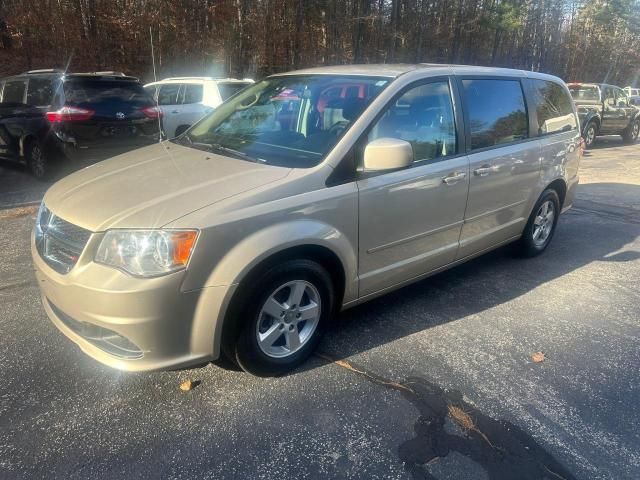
622 120 640 144
174 125 191 137
583 121 597 149
233 259 334 376
25 140 53 180
516 189 560 257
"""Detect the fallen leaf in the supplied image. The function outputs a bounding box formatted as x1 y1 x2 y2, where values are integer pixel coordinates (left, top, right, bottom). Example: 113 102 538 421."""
531 352 546 363
179 379 196 391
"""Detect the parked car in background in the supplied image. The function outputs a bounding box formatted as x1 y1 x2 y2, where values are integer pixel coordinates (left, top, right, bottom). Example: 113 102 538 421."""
144 77 254 138
0 102 51 178
623 86 639 97
34 64 581 376
0 70 162 178
567 82 640 148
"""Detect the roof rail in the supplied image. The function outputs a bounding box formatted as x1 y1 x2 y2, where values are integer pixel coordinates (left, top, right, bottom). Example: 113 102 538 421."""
23 69 64 75
161 76 214 81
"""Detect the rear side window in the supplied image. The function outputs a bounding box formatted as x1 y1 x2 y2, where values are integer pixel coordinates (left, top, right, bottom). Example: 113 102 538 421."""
462 79 528 150
217 82 250 101
183 84 203 104
2 80 26 103
157 84 181 105
27 78 59 106
368 81 457 163
530 80 577 135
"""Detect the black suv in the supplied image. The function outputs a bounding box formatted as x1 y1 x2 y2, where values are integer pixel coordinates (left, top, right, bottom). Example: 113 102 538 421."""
0 70 161 178
567 82 640 148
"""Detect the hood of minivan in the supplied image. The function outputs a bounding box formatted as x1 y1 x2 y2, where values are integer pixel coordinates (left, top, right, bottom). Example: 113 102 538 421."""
44 142 291 231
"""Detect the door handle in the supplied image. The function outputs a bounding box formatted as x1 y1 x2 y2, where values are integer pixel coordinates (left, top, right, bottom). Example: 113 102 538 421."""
473 164 498 177
171 110 180 114
442 171 466 185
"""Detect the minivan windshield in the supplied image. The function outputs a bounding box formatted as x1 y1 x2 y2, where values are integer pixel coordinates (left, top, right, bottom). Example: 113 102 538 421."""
178 75 390 168
568 84 600 102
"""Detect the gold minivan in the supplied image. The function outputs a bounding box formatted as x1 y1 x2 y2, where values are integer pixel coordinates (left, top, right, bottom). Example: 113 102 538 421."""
32 64 581 375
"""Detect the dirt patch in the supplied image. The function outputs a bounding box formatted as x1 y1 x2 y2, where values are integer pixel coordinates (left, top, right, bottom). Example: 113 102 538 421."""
0 205 39 220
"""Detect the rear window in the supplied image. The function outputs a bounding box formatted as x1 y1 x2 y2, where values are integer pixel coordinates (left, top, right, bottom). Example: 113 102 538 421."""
568 85 600 102
27 77 59 106
2 80 26 103
530 80 577 135
217 82 251 101
63 80 150 106
462 79 528 150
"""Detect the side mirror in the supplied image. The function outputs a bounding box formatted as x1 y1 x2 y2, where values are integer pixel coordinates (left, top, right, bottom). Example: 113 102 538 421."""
363 138 413 172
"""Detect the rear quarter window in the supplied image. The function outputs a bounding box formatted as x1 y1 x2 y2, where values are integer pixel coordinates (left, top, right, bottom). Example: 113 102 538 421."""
462 79 528 150
2 80 26 103
26 77 59 106
530 80 577 135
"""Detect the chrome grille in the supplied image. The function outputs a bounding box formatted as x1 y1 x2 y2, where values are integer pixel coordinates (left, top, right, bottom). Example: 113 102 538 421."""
35 204 92 274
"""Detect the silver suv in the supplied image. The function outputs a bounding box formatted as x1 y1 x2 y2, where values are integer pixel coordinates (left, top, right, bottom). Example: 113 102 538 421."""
32 64 582 376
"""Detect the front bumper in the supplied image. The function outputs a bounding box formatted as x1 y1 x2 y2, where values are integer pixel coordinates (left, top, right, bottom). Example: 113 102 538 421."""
32 231 234 372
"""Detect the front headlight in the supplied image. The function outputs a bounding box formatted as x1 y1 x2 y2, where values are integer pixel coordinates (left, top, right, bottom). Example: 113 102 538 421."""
95 230 198 277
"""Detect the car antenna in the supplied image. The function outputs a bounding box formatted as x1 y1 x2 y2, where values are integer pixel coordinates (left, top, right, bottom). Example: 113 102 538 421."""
149 26 163 144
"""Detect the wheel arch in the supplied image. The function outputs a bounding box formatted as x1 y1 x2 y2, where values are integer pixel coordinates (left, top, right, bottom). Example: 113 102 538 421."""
545 178 567 209
189 219 357 360
19 134 38 158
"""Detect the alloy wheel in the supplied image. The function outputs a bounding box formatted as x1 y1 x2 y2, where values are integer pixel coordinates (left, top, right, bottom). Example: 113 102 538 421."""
255 280 321 358
532 200 555 247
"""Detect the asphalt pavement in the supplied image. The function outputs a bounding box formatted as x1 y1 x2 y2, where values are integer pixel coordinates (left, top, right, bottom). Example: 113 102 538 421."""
0 137 639 480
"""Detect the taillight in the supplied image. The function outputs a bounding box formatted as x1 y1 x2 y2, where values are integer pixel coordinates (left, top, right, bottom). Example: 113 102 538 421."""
46 106 95 123
142 106 163 119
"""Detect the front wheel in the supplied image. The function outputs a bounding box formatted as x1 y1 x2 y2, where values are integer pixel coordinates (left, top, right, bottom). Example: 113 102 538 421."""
233 259 334 376
583 121 597 149
622 120 640 144
516 189 560 257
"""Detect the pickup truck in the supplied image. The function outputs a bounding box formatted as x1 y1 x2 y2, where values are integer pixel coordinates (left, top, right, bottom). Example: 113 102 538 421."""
567 82 639 148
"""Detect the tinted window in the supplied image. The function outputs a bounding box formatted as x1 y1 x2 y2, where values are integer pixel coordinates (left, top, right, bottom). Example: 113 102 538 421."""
217 82 251 101
462 79 528 150
2 80 26 103
63 81 150 106
144 85 158 100
183 84 203 104
184 75 389 168
369 81 457 162
530 80 577 135
568 85 600 102
26 77 59 106
157 84 180 105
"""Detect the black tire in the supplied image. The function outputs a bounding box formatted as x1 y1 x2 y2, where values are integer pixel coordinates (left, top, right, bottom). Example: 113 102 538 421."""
233 259 334 376
174 125 191 137
516 189 560 258
25 140 53 180
583 121 597 149
622 120 640 145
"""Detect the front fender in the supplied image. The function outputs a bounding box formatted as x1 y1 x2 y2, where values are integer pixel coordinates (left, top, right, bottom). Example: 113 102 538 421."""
580 110 600 135
206 219 358 302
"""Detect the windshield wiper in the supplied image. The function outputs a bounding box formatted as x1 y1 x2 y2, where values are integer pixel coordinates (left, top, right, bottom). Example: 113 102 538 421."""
182 137 263 163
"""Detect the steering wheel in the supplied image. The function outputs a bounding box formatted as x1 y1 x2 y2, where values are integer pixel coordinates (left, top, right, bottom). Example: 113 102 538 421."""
328 121 349 137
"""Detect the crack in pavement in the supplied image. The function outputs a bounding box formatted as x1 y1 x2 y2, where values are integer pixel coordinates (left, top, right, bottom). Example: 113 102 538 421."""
316 352 577 480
